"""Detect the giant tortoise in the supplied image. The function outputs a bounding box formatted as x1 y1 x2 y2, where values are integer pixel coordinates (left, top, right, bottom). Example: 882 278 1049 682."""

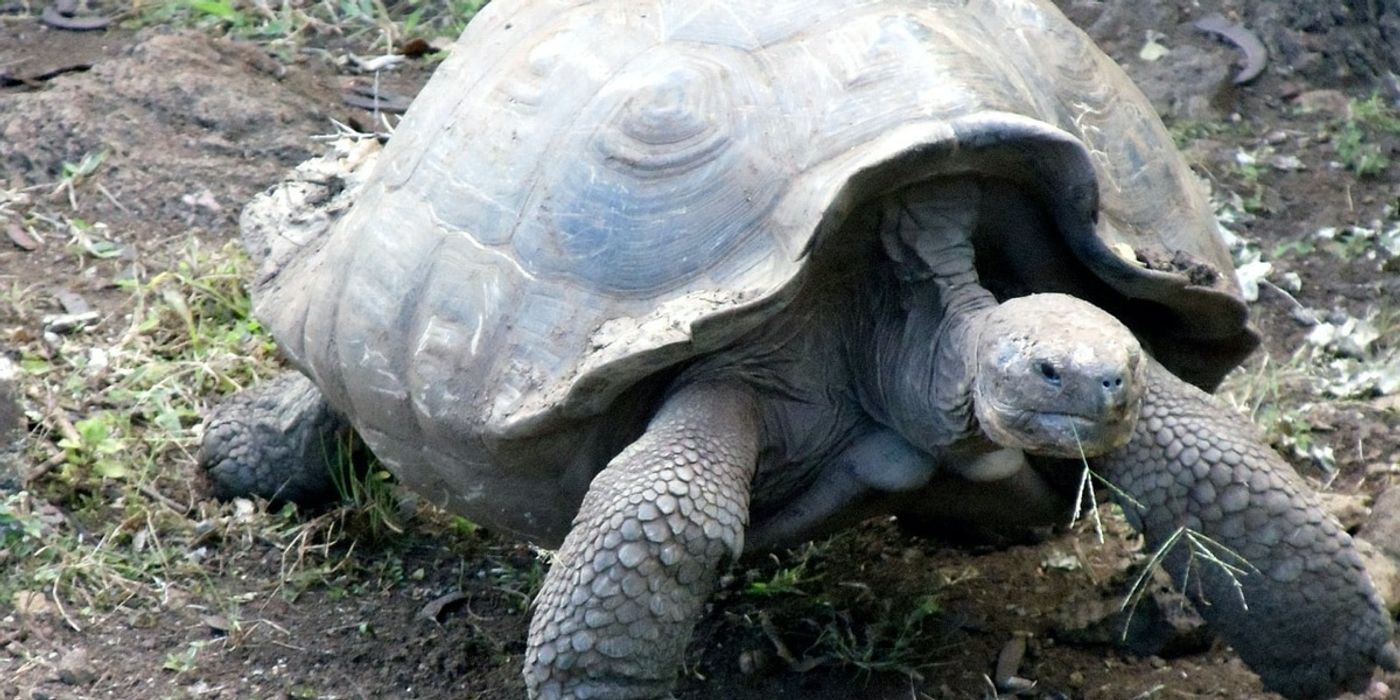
200 0 1400 697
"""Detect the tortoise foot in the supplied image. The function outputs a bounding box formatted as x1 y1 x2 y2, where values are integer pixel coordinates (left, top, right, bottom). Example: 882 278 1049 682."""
199 371 351 506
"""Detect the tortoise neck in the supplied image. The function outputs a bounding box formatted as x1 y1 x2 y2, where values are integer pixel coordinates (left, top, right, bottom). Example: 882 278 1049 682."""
877 181 998 319
850 274 995 455
850 182 999 452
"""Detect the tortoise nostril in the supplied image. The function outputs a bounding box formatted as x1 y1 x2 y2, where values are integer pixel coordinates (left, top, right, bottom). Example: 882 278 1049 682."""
1101 374 1124 391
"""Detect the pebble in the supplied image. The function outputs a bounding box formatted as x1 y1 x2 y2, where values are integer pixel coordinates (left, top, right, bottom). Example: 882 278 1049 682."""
1294 88 1350 114
1359 488 1400 560
57 648 96 686
11 591 53 617
1365 462 1398 477
41 311 100 335
737 648 767 675
993 633 1028 690
1316 492 1371 531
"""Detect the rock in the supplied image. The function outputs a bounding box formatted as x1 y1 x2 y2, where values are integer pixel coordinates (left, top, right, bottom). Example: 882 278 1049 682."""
1277 81 1303 99
56 648 96 686
1317 492 1371 532
11 591 53 617
1053 567 1210 658
1358 488 1400 561
993 633 1035 693
1354 539 1399 616
41 311 101 335
737 648 768 675
1126 44 1232 120
1293 88 1349 114
1365 462 1399 477
1356 489 1400 615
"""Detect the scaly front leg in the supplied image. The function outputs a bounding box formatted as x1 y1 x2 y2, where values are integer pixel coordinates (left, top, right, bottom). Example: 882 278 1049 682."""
1096 360 1398 699
525 383 760 700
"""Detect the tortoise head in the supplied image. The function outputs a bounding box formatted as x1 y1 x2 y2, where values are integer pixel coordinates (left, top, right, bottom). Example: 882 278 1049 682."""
972 293 1146 458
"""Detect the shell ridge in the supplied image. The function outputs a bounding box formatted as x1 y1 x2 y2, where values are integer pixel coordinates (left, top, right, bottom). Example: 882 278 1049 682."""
384 1 592 189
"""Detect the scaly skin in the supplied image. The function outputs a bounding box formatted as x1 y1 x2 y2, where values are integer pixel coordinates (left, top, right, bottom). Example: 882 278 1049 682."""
524 383 760 700
199 371 346 505
1096 360 1399 700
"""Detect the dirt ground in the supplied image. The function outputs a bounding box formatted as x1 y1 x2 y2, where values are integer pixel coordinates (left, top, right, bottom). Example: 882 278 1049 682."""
1 1 1399 699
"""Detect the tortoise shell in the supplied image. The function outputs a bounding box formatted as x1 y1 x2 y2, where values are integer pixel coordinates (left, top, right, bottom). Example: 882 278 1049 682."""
250 0 1257 542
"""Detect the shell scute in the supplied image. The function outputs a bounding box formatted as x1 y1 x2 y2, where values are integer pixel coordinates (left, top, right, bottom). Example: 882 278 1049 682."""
511 45 789 295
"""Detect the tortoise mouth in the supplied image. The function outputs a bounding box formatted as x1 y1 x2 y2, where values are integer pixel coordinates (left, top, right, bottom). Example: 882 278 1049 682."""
978 402 1136 458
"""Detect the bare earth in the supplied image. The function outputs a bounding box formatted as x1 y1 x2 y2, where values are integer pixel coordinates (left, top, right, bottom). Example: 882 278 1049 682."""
1 1 1398 699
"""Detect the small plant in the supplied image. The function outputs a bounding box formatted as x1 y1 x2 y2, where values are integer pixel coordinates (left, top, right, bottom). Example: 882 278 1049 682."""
450 515 480 537
1218 353 1339 470
438 0 488 36
187 0 251 28
1064 442 1260 640
732 535 952 682
1228 150 1268 213
1269 238 1315 260
0 492 45 550
1336 121 1389 177
162 640 209 674
807 593 948 680
56 412 131 480
63 217 125 260
1333 93 1400 178
50 150 107 210
4 242 284 617
326 431 406 542
743 551 819 597
1167 120 1221 149
1067 423 1145 544
1350 93 1400 133
478 549 546 612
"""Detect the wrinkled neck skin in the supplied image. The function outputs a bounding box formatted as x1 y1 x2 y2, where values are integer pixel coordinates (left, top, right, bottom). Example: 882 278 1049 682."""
851 273 996 453
845 189 1002 456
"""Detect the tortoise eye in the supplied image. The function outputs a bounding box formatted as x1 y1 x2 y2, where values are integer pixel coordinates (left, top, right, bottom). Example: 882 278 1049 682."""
1037 361 1061 385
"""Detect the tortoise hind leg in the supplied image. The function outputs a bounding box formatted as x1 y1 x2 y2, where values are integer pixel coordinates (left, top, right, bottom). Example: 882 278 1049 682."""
199 371 352 506
525 382 760 700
